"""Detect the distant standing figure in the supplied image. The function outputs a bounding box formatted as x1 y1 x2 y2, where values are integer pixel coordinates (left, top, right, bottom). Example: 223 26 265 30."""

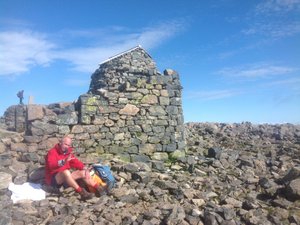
17 90 24 105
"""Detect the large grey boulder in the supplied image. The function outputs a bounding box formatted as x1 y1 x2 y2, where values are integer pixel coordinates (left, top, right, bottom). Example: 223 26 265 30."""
0 172 12 190
286 178 300 200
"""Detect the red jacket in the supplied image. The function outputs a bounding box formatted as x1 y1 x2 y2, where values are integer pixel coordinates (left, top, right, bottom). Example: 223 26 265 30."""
45 143 84 185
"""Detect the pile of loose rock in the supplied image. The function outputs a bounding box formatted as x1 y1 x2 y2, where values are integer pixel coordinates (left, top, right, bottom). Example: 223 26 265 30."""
0 122 300 225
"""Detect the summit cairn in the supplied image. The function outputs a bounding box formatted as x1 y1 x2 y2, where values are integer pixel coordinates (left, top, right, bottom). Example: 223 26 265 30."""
78 46 186 162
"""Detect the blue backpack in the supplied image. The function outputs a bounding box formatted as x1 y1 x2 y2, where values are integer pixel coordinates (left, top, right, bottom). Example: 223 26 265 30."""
92 164 116 193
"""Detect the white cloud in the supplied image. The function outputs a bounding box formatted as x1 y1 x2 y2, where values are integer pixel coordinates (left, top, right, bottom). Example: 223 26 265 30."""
0 21 184 76
256 0 300 14
0 31 55 76
264 77 300 93
55 21 185 73
242 21 300 39
237 0 300 47
267 77 300 85
185 89 238 101
136 21 185 49
217 64 296 79
55 46 119 73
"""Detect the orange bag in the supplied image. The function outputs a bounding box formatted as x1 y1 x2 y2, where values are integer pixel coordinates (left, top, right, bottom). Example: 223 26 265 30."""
87 169 106 193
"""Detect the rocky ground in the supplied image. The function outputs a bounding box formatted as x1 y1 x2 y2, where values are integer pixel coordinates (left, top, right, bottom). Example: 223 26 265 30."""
0 122 300 225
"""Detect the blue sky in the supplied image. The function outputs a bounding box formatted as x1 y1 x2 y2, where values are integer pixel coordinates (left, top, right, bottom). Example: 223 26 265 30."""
1 0 299 124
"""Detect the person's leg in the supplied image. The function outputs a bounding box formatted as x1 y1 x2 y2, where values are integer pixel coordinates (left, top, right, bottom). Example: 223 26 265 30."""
41 174 61 194
55 170 80 190
55 170 94 200
72 169 107 196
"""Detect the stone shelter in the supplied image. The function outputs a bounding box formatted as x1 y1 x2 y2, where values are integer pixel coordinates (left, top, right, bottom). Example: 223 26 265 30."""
2 46 186 166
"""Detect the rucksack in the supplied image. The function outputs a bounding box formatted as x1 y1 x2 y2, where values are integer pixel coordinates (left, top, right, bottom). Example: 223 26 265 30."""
92 164 116 193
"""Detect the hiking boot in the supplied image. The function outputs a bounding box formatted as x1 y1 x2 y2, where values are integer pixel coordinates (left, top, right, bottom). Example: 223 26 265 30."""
95 184 107 197
79 188 94 201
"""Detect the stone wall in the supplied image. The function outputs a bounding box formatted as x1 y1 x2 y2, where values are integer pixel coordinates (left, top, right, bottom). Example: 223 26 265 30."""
1 121 300 224
3 105 27 133
2 46 186 165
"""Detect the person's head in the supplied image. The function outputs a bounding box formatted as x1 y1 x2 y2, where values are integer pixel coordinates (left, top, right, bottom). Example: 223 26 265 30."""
60 136 72 154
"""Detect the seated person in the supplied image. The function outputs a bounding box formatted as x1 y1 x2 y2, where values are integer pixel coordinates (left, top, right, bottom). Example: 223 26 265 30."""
45 136 106 200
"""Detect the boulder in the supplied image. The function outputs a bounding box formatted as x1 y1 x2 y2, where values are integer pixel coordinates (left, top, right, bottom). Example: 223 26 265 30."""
0 172 12 189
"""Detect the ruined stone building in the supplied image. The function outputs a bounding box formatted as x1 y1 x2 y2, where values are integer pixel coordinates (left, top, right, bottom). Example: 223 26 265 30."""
3 46 185 165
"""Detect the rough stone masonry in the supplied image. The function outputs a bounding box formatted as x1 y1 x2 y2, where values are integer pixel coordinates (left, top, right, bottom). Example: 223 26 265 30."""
2 46 186 166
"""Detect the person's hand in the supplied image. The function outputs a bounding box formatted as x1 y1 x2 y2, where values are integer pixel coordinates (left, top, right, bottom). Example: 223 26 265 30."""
83 166 91 179
66 154 75 162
